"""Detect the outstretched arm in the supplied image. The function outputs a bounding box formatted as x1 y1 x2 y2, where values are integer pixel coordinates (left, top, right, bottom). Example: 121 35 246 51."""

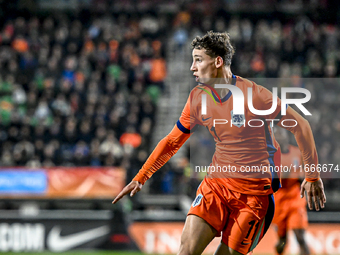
277 106 326 210
112 124 191 204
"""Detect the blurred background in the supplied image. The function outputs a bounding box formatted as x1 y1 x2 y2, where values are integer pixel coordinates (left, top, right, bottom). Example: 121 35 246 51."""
0 0 339 254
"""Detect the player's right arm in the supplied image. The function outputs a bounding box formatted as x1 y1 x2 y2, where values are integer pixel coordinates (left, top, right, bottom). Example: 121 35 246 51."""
112 124 191 204
112 91 198 204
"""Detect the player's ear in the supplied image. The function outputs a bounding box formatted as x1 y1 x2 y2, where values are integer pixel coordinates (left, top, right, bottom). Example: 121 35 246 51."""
215 56 224 68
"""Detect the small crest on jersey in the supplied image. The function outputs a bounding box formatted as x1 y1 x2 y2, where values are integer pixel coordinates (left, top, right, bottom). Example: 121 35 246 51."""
231 110 245 128
192 194 203 207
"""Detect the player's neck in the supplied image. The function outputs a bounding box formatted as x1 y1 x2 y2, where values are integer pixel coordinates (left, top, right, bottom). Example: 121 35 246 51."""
213 67 233 99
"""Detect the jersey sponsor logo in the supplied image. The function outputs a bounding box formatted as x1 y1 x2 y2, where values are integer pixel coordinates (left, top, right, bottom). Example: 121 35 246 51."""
202 117 211 121
47 225 110 252
192 194 203 207
231 110 245 128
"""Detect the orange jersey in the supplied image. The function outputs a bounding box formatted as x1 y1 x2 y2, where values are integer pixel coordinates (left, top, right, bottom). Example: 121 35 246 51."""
178 75 282 195
133 75 319 192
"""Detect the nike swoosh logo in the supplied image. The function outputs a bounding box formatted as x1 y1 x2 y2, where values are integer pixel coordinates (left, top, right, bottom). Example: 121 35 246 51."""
241 241 251 245
47 225 110 252
202 117 211 121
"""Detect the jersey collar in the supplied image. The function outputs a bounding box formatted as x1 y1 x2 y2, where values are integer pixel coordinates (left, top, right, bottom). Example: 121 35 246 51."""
212 74 237 103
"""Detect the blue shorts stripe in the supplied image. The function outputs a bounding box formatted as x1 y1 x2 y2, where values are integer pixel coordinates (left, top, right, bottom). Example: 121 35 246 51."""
249 194 275 252
263 194 275 236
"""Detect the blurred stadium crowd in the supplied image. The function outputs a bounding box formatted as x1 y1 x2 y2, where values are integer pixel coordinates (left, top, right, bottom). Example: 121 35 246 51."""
0 13 167 171
0 0 339 195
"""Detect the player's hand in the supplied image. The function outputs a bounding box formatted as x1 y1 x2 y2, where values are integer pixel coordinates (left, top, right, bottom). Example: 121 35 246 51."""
112 181 143 204
300 178 326 211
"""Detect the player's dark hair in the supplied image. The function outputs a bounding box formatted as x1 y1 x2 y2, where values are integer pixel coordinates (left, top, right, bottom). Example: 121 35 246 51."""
191 31 235 66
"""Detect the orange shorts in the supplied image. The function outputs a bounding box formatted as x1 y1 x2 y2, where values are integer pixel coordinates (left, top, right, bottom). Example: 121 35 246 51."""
188 177 274 254
272 195 308 238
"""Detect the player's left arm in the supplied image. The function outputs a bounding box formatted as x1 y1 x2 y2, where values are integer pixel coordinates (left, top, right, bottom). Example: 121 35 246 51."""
277 106 326 211
297 155 304 184
253 83 325 210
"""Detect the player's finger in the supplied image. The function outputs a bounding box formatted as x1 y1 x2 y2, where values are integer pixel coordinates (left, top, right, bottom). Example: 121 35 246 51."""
112 187 131 204
312 188 319 211
300 180 306 198
130 184 140 197
307 190 313 210
315 188 322 209
112 191 125 204
322 189 326 203
320 187 326 208
315 188 323 209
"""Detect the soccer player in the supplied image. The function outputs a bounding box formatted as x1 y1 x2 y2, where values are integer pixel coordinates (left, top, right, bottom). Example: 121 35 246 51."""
112 31 326 255
272 128 310 255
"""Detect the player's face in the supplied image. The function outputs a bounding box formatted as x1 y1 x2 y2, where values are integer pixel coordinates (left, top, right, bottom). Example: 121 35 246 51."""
190 48 217 84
